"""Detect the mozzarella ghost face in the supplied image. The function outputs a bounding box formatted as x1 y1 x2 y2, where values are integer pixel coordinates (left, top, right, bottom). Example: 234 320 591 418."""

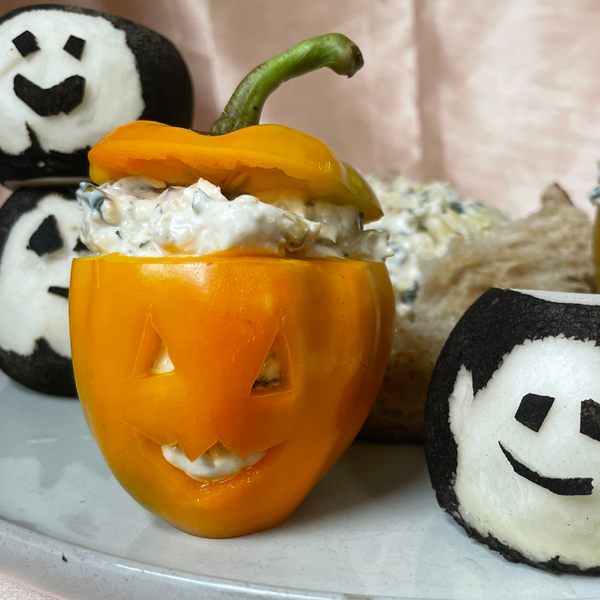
0 187 91 396
0 5 194 183
425 288 600 573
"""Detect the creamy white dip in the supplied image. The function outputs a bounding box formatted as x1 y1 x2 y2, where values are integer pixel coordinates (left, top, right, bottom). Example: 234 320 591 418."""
366 175 507 316
77 177 391 262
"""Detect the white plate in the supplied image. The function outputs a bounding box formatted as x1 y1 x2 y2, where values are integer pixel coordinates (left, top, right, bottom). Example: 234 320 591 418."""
1 373 600 600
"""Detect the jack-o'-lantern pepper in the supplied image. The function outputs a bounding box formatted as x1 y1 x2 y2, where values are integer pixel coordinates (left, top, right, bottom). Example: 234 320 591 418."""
69 34 395 538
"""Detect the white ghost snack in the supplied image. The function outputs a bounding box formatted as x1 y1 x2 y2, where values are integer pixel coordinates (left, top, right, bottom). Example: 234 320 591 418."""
0 188 91 396
424 288 600 573
0 4 193 184
0 10 143 157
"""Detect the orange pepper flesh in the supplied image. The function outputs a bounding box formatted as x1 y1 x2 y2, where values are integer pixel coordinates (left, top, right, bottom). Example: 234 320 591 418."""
70 255 394 538
88 121 383 222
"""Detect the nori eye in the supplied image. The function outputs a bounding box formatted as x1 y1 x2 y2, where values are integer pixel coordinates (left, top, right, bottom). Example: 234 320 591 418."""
13 30 39 58
27 215 64 256
63 35 85 60
514 393 554 432
580 399 600 442
73 238 88 253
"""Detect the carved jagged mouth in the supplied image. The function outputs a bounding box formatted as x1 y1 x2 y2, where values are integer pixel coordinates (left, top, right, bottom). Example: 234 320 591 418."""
499 442 593 496
161 442 265 482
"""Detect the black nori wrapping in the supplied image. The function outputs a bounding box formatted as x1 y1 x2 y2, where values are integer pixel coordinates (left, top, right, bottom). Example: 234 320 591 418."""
514 392 554 432
27 214 63 256
0 186 79 397
455 519 600 576
423 287 600 574
0 4 194 182
0 337 76 397
0 125 90 183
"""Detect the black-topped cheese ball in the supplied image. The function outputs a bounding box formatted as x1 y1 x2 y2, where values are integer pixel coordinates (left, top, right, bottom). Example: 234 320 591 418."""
0 186 92 396
0 4 194 183
424 288 600 573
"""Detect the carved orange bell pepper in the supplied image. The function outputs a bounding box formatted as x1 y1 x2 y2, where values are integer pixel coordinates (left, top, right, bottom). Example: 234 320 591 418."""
69 34 394 538
71 256 394 538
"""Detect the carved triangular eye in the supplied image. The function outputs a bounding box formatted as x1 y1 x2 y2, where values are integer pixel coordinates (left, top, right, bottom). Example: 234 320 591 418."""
253 347 280 389
133 315 174 377
153 343 174 375
249 330 293 396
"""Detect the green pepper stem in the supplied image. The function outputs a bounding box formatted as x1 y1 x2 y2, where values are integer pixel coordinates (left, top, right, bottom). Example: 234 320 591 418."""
210 33 363 136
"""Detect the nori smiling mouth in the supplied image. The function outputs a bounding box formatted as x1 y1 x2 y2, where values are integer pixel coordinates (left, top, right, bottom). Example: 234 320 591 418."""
48 286 69 299
499 442 594 496
14 74 85 117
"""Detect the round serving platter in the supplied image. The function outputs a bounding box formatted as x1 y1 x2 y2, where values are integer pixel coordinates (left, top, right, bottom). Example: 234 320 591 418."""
1 373 600 600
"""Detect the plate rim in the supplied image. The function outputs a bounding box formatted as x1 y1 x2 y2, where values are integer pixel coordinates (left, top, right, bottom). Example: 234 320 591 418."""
0 516 424 600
